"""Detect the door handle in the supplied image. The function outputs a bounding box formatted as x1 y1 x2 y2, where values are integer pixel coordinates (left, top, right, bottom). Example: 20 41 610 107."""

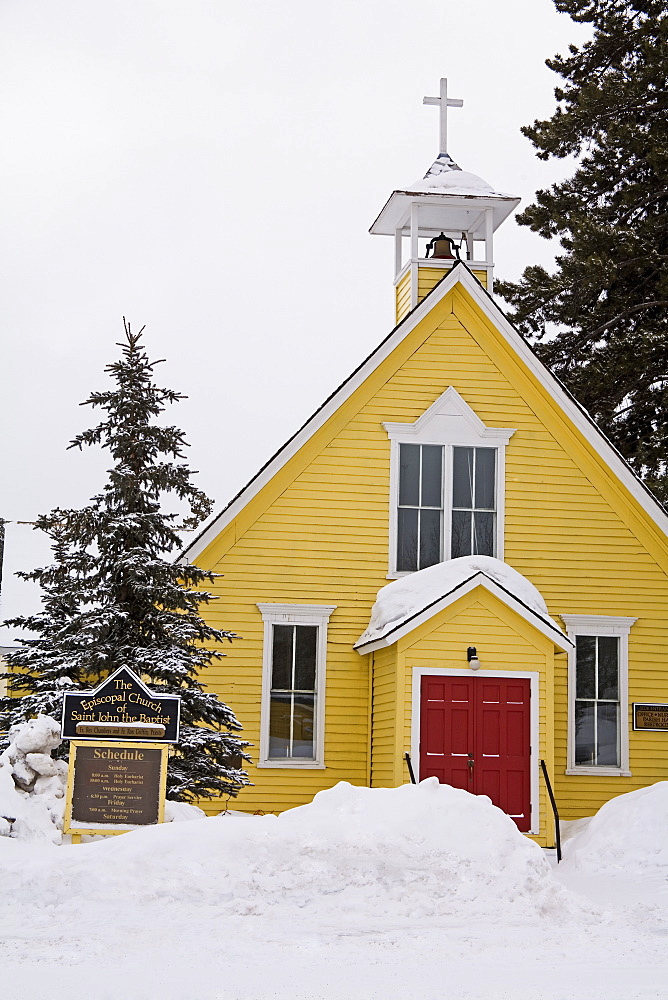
467 753 474 779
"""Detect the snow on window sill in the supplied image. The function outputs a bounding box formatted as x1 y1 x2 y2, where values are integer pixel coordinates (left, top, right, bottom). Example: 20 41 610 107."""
256 761 326 769
565 767 631 777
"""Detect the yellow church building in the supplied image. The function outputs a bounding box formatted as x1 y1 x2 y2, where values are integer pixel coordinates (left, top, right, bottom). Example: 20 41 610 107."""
182 80 668 847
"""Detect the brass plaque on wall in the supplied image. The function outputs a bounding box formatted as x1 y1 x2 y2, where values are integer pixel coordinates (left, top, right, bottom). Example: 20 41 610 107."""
633 704 668 732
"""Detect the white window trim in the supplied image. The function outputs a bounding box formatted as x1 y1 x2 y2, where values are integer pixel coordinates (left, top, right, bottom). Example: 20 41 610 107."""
257 603 336 768
410 666 540 836
384 386 515 578
561 614 636 777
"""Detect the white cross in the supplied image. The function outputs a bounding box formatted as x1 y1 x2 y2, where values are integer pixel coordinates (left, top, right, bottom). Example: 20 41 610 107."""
423 78 463 156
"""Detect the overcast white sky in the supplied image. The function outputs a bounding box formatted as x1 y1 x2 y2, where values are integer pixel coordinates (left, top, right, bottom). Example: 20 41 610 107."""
0 0 590 632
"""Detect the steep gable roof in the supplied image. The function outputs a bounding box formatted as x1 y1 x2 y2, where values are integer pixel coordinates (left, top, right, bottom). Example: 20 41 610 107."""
180 263 668 563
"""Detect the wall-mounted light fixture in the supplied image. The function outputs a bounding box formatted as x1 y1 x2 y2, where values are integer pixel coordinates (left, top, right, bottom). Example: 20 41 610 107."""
467 646 481 670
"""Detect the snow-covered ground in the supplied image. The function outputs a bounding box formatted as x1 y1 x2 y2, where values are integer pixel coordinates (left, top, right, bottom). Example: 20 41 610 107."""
2 779 668 1000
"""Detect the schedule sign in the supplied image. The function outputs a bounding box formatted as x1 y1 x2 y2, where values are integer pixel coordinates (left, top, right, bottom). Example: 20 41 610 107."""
67 742 167 830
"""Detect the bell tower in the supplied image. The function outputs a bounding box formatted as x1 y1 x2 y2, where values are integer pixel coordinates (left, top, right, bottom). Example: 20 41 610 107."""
369 78 520 324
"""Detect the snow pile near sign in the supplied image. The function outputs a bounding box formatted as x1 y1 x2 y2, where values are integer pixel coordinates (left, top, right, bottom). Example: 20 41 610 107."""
0 780 591 929
0 717 207 845
163 800 207 822
0 715 67 844
357 555 560 647
563 782 668 874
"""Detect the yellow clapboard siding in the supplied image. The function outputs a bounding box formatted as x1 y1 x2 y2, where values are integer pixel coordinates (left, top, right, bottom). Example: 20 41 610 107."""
396 264 488 324
187 275 668 826
395 269 412 324
370 644 399 787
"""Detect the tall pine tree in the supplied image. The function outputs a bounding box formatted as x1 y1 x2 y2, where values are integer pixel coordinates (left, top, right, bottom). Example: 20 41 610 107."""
497 0 668 501
1 323 250 802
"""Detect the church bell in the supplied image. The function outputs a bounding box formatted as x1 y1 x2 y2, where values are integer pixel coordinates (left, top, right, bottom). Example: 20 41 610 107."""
426 232 457 259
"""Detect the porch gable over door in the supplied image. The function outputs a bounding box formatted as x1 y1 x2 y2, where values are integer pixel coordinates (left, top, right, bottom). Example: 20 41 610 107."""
366 583 563 841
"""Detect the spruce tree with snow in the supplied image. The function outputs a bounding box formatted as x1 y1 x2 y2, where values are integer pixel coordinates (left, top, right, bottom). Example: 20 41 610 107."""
0 512 98 726
1 322 250 802
497 0 668 502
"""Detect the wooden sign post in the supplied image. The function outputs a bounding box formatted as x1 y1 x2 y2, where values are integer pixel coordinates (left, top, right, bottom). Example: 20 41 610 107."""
61 667 179 843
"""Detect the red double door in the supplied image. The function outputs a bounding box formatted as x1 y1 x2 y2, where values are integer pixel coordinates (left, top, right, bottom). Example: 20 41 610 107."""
419 675 531 831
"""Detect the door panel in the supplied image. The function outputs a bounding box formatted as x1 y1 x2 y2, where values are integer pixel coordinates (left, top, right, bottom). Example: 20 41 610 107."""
419 675 531 831
420 676 474 792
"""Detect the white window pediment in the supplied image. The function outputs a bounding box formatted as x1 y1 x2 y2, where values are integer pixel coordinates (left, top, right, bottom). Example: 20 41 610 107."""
384 387 516 577
383 386 515 448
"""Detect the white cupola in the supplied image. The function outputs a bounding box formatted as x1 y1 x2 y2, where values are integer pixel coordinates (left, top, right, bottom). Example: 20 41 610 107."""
369 78 520 323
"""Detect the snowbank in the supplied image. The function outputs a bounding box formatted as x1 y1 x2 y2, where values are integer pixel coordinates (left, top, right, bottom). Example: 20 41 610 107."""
357 555 560 647
163 800 207 823
0 780 588 927
563 782 668 874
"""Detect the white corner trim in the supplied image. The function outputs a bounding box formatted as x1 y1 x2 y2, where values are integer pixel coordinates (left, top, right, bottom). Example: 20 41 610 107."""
410 667 540 835
354 572 572 654
563 614 635 775
181 264 668 564
257 603 335 768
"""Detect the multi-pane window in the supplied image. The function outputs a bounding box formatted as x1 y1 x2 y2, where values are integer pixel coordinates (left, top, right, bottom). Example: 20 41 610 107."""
397 443 443 571
268 624 318 760
396 443 497 572
574 635 620 767
451 446 496 559
258 602 334 767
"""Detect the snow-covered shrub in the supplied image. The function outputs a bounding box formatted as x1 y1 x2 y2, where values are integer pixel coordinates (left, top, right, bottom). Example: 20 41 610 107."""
0 715 67 844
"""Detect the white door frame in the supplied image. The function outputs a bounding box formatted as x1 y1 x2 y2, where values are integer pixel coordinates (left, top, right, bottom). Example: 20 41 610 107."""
410 666 540 835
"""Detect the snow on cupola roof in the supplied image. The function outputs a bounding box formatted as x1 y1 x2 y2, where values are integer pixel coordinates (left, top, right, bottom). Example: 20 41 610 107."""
355 556 572 652
406 152 513 199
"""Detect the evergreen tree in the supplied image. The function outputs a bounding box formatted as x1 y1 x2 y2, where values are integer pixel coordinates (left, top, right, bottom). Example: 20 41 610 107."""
1 322 250 802
497 0 668 501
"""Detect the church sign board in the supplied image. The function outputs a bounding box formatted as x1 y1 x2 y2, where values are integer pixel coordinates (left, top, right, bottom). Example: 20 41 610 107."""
64 741 168 836
633 703 668 732
61 666 180 743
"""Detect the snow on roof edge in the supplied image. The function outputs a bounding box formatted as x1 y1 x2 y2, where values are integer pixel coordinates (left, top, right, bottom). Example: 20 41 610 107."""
353 570 573 652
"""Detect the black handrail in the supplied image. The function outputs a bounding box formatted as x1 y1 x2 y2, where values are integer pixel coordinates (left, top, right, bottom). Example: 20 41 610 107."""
404 752 416 784
540 758 562 862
